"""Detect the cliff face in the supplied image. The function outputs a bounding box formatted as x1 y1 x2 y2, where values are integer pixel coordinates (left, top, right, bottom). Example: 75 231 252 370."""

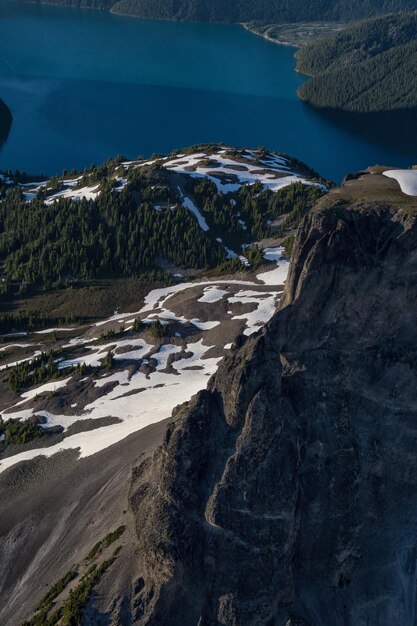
0 98 12 146
130 179 417 625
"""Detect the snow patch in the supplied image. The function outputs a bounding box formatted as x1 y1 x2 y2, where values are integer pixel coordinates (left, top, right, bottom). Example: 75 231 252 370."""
198 286 228 303
383 169 417 196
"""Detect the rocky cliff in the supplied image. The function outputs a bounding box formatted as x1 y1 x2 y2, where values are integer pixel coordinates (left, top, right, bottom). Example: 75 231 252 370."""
130 170 417 625
0 98 12 146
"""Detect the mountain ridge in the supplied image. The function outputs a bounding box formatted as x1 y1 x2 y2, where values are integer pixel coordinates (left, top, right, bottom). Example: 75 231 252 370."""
15 0 417 22
128 168 417 625
296 12 417 153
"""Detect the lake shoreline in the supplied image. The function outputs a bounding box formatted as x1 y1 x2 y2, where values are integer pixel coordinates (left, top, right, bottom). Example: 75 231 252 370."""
241 22 300 48
241 21 346 48
0 3 412 182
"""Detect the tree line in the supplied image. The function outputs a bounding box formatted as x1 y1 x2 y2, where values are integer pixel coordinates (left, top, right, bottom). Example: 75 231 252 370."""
297 12 417 113
0 170 225 294
109 0 416 24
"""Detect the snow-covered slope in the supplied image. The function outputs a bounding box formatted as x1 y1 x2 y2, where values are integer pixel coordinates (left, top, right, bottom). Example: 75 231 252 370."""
383 169 417 196
0 251 289 474
14 146 323 208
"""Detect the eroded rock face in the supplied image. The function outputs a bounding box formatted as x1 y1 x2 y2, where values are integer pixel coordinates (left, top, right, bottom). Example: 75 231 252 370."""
0 98 12 146
130 197 417 625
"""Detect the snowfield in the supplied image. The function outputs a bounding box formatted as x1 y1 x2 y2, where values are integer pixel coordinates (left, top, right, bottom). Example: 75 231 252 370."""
157 148 320 194
0 255 288 474
259 247 290 285
13 146 323 212
383 169 417 196
0 144 303 474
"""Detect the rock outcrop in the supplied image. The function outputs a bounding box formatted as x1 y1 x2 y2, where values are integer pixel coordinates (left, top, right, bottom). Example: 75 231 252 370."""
0 98 12 147
130 173 417 625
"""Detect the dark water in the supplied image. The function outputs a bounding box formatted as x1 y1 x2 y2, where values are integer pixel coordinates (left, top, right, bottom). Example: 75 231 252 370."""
0 2 412 181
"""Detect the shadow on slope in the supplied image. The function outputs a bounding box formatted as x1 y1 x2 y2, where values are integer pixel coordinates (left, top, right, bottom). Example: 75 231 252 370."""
313 105 417 157
0 99 12 149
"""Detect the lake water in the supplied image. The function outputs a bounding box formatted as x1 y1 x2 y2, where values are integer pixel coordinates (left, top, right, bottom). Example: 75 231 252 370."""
0 2 412 181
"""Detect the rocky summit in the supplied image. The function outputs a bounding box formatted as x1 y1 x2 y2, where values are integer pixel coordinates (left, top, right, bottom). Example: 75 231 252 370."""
130 169 417 625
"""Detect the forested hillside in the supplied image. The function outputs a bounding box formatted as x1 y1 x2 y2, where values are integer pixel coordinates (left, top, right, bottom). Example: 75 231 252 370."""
22 0 416 22
0 149 325 298
297 11 417 78
0 99 12 147
29 0 114 7
0 186 224 291
299 41 417 112
297 12 417 152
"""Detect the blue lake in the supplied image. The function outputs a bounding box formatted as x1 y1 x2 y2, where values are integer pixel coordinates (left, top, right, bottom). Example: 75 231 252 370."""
0 2 412 181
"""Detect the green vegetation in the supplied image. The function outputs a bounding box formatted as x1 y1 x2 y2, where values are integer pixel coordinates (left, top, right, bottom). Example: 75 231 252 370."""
103 350 114 369
109 0 416 23
0 417 44 445
22 527 126 626
0 152 326 304
188 178 326 244
149 319 166 339
297 12 417 79
133 317 146 332
0 312 82 335
22 554 119 626
6 351 73 392
244 21 346 48
59 553 120 625
0 167 225 295
297 13 417 150
30 0 113 8
300 40 417 111
86 525 126 560
35 570 78 614
242 244 263 268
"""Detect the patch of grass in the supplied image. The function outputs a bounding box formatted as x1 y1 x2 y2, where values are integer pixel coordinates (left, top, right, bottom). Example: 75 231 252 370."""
22 526 126 626
86 525 126 561
36 570 78 613
59 549 120 625
22 570 78 626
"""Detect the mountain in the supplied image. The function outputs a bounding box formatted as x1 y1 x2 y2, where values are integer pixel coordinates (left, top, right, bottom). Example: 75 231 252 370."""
297 12 417 77
0 146 308 625
20 0 417 22
128 167 417 625
296 12 417 152
3 163 417 624
110 0 416 22
0 146 325 306
0 99 12 147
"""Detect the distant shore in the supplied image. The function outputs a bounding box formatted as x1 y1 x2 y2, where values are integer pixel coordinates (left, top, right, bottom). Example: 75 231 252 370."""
241 21 345 49
241 22 300 48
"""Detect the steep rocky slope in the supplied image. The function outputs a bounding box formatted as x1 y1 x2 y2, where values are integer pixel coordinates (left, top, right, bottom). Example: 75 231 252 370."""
3 167 417 625
130 169 417 625
0 98 12 146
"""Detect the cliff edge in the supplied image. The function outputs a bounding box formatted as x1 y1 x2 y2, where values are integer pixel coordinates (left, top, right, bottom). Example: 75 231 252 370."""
0 98 12 147
130 168 417 625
